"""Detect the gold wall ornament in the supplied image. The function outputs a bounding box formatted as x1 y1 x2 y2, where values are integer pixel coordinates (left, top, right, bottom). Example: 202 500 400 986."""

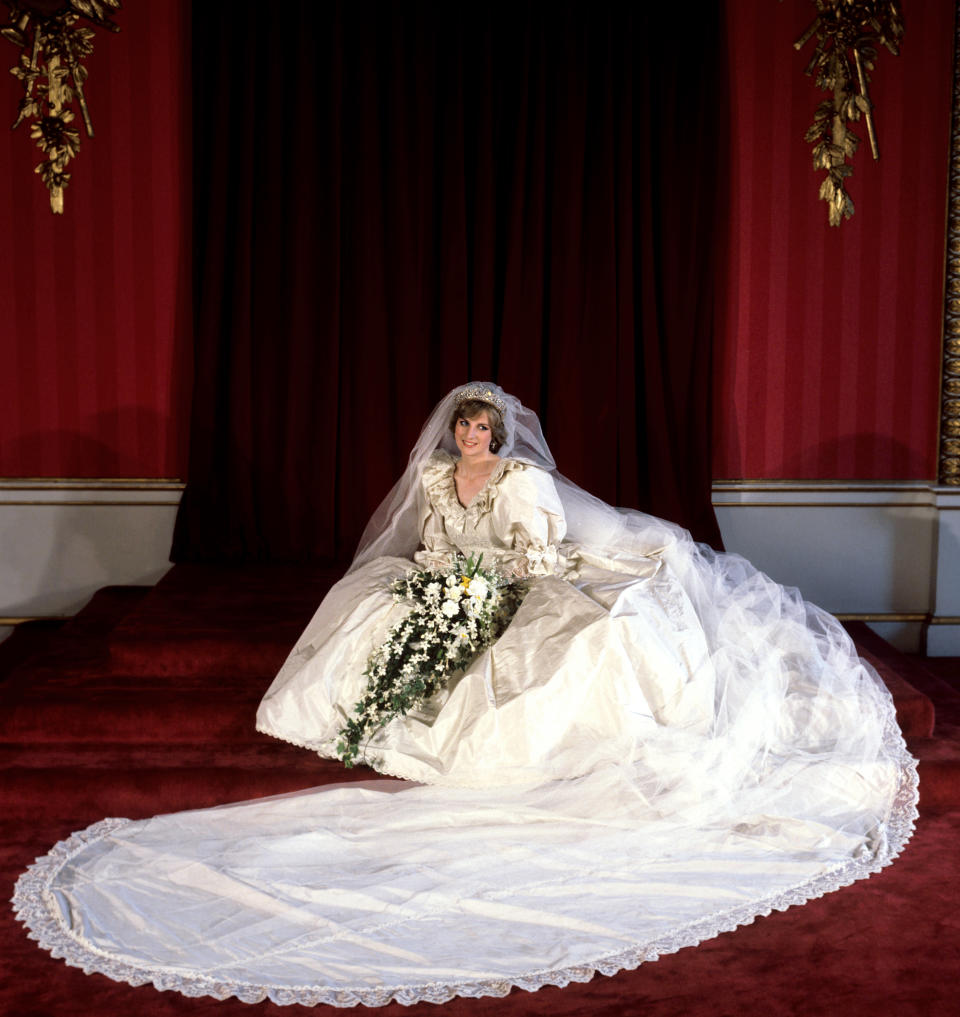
794 0 903 226
2 0 121 214
941 6 960 487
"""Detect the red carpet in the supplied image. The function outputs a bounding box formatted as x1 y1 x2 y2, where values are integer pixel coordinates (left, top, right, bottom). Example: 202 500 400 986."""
2 568 959 1017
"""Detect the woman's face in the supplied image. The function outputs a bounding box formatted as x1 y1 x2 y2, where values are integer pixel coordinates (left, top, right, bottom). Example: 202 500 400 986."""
454 409 494 458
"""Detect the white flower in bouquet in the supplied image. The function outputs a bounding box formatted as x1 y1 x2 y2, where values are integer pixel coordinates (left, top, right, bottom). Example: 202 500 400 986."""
466 576 489 601
441 599 460 618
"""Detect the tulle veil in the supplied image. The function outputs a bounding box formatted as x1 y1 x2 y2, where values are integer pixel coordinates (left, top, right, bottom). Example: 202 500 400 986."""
351 381 685 571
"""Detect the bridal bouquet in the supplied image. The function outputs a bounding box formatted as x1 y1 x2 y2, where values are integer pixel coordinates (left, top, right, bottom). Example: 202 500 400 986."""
337 554 527 766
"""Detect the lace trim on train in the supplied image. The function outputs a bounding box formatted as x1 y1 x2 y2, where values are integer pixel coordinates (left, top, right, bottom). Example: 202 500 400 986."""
11 738 919 1009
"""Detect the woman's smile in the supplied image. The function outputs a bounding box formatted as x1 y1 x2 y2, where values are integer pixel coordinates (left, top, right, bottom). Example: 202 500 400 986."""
455 411 494 458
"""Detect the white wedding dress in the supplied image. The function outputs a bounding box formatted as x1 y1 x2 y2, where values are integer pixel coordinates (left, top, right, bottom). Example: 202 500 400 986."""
13 384 918 1008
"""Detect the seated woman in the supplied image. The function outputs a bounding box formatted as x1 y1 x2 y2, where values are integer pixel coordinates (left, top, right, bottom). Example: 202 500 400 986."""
14 382 918 1009
257 383 720 788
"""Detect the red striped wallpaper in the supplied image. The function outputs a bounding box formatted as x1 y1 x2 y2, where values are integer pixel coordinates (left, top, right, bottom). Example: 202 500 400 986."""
0 0 191 478
0 2 953 483
714 0 955 480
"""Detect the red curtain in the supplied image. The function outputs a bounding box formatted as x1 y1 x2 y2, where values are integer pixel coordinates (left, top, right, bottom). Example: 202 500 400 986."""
172 2 725 563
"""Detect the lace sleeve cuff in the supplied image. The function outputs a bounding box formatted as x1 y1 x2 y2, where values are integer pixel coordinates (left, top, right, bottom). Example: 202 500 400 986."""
520 544 559 576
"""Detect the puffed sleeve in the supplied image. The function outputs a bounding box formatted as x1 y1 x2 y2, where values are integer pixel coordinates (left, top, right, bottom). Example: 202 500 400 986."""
488 464 567 577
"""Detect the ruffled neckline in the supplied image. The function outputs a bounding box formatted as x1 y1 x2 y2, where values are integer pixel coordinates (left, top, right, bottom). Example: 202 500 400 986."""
423 450 521 525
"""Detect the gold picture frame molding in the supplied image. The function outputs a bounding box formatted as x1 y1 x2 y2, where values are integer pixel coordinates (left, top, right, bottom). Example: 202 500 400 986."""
939 2 960 486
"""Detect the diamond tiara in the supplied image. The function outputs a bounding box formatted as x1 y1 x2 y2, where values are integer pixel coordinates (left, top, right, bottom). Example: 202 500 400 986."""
455 385 507 417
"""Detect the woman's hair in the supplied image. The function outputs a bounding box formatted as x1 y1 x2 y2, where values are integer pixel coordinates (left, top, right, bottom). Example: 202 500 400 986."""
449 399 507 452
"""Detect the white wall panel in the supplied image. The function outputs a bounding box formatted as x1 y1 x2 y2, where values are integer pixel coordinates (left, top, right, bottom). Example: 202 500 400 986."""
0 481 180 625
714 483 958 654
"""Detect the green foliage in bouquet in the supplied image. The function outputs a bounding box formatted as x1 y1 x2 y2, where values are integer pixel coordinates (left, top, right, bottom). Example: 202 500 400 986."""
337 554 527 767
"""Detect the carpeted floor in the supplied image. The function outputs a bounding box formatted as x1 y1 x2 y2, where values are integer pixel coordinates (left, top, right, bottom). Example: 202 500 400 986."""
2 567 959 1017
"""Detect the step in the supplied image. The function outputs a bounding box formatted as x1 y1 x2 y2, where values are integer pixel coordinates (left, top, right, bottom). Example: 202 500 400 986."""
0 620 65 683
907 727 960 814
0 685 266 744
915 656 960 694
107 563 342 677
2 763 374 820
60 585 154 638
0 587 152 680
0 737 317 771
1 586 154 685
907 658 960 727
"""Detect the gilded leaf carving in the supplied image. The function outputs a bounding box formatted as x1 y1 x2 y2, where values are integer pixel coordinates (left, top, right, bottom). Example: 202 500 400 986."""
1 0 121 214
795 1 903 226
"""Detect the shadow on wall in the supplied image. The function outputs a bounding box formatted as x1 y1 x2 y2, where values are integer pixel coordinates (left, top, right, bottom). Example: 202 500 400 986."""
717 429 931 483
0 407 177 479
777 434 932 483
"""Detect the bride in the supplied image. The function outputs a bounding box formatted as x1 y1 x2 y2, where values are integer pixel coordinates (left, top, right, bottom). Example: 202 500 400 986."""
14 382 918 1008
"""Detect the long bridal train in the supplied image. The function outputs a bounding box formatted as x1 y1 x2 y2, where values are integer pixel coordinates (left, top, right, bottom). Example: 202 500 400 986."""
12 383 918 1007
13 750 917 1007
11 543 919 1007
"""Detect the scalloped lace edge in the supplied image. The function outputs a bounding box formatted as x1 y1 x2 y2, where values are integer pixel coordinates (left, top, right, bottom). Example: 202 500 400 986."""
11 742 919 1008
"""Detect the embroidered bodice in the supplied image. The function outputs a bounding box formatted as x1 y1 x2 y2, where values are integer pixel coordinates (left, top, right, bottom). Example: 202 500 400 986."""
415 449 567 577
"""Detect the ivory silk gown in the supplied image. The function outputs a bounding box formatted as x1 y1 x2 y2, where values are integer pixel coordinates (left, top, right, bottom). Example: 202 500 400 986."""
13 449 918 1007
